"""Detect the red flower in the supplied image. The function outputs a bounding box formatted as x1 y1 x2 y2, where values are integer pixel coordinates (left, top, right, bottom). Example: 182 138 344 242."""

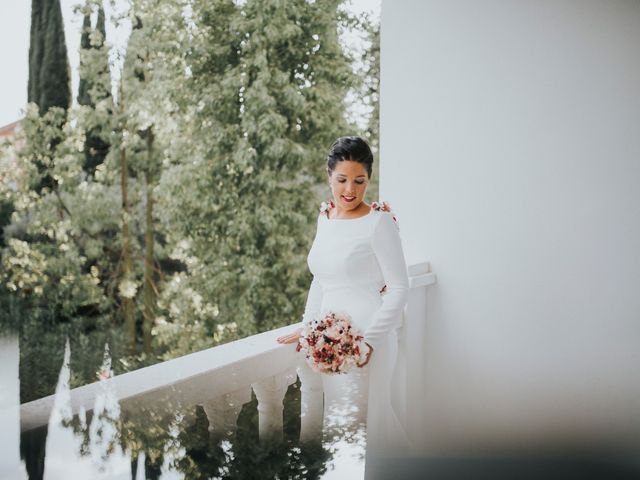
371 201 400 229
371 200 392 212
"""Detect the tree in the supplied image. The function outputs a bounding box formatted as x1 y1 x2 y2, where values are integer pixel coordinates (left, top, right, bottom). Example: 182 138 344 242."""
116 80 138 355
118 2 189 354
28 0 71 115
27 0 72 195
77 5 92 107
77 0 113 174
27 0 45 109
1 0 377 407
153 0 359 354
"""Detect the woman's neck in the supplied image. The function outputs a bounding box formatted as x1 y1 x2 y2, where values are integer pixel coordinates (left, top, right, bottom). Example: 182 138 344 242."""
330 201 371 219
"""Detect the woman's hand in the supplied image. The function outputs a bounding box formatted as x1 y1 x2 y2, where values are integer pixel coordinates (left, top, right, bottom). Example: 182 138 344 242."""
276 327 303 344
357 342 373 368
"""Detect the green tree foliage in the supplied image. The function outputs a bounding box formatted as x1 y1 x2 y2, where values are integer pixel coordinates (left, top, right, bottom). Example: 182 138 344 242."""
124 10 162 354
0 103 126 403
157 0 359 351
1 0 379 405
117 1 193 356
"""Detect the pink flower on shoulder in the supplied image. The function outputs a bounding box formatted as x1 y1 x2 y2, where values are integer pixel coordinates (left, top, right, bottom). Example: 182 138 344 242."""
371 200 398 225
370 200 392 212
319 200 335 218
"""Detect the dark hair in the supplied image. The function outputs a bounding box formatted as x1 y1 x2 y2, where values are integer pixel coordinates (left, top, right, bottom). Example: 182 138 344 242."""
327 136 374 179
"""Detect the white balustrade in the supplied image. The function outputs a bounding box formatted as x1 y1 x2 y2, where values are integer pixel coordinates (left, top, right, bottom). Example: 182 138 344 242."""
18 261 435 450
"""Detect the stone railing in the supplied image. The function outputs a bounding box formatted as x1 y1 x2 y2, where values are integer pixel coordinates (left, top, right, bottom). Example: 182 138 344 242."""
20 261 436 445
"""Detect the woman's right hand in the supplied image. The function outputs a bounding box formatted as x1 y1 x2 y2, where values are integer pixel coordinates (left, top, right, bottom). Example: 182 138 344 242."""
276 327 303 344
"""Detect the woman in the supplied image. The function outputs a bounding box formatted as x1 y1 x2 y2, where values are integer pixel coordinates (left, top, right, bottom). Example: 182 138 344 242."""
276 136 412 462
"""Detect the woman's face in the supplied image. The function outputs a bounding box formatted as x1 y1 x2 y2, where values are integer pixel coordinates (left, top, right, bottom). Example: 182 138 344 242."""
329 160 369 211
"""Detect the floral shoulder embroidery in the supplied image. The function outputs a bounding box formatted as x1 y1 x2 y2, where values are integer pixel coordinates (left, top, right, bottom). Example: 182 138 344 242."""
319 200 335 218
371 200 400 230
372 201 400 297
318 199 399 229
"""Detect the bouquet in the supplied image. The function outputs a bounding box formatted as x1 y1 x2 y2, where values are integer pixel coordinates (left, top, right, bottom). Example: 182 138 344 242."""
296 311 372 374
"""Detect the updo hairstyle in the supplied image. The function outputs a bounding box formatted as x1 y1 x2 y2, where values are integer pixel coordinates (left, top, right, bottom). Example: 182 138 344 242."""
326 136 374 179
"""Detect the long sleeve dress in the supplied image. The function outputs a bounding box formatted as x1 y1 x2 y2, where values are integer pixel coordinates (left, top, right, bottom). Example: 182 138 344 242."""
301 200 413 465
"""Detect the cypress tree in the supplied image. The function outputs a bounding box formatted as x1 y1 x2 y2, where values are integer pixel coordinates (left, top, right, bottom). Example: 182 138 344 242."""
95 3 109 81
88 2 111 168
77 0 112 174
32 0 71 115
95 4 107 46
27 0 44 105
77 3 92 106
26 0 71 193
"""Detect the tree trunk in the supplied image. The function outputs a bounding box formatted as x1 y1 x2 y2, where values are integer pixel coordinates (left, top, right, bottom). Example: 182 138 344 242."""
120 84 136 354
143 128 156 353
121 146 136 355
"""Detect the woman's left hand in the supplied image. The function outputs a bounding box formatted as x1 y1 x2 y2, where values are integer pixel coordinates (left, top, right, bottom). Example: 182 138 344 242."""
357 342 373 367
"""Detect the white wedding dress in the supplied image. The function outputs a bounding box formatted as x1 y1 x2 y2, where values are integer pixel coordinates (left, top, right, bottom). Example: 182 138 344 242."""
302 201 414 473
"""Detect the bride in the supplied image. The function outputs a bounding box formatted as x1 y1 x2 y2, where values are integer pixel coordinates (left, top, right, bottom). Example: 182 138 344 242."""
277 136 414 467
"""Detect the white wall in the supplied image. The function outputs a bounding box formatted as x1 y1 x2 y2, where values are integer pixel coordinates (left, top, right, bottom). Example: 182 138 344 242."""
381 0 640 455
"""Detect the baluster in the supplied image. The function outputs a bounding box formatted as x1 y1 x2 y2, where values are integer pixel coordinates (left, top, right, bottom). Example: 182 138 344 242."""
251 368 297 443
296 361 324 443
201 387 252 440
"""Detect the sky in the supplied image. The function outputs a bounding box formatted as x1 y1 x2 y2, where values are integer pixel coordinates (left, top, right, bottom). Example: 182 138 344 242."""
0 0 380 128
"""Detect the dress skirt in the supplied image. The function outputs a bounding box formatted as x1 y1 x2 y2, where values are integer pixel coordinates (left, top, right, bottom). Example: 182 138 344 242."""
318 286 410 457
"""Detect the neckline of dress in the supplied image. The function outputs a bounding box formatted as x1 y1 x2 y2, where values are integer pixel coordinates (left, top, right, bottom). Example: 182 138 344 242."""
325 206 374 222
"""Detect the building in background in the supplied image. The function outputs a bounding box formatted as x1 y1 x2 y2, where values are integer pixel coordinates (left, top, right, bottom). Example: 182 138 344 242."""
0 120 22 141
0 119 24 192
